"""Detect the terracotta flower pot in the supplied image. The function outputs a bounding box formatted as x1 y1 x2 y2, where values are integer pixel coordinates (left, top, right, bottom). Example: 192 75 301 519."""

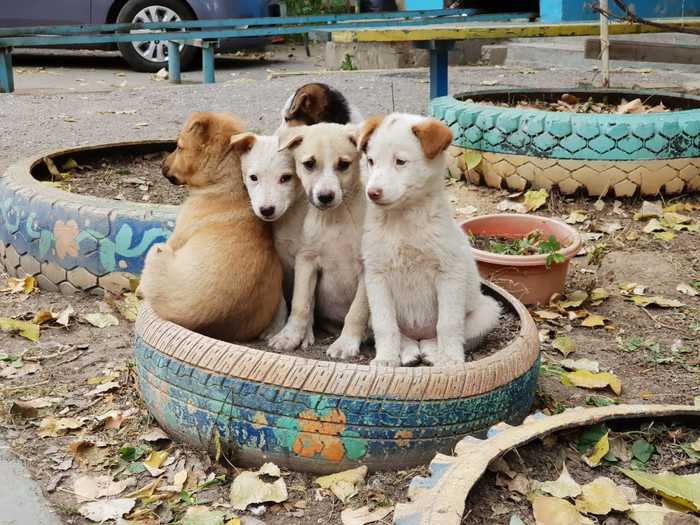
461 214 582 305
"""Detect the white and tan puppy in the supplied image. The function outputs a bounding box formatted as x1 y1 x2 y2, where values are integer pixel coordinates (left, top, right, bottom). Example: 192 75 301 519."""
233 132 307 302
140 113 283 343
358 113 501 367
269 123 369 359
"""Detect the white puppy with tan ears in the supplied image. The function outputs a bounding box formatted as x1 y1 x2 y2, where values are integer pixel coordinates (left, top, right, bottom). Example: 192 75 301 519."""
269 123 369 359
232 132 307 302
358 113 501 367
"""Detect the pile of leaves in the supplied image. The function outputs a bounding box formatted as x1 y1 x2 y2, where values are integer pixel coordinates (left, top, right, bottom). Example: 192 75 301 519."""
469 93 672 114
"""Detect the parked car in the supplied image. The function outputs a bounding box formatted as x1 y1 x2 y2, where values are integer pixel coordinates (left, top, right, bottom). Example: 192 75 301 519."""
0 0 280 72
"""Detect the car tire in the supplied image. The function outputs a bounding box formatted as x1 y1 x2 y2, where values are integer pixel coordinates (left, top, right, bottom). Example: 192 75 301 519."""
116 0 198 73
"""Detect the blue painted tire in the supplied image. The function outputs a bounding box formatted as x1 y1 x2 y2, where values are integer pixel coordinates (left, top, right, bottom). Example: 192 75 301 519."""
133 282 540 473
432 89 700 197
0 141 176 294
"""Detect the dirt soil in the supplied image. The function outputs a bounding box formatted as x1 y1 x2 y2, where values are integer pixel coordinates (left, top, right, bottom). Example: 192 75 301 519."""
1 182 699 525
39 150 187 206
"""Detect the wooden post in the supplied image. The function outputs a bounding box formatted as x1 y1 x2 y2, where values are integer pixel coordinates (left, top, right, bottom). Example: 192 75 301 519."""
0 47 14 93
600 0 610 87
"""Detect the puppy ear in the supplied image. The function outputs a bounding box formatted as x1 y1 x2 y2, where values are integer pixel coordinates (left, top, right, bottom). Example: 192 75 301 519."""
230 132 257 154
411 118 453 160
186 112 211 136
343 124 358 148
278 133 304 152
357 115 384 153
287 92 309 118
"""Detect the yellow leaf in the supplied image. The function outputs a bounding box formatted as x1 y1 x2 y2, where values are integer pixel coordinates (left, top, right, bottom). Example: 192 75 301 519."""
43 156 71 181
2 275 37 294
692 438 700 453
316 466 367 504
553 336 576 357
562 370 621 395
524 189 549 212
536 310 562 320
654 231 677 241
589 288 610 303
0 318 40 341
532 496 593 525
565 210 588 224
621 470 700 512
32 309 56 325
575 476 631 513
83 312 119 328
581 313 607 327
463 149 482 171
143 450 168 470
643 218 666 233
582 433 610 467
627 503 689 525
661 212 691 226
225 518 242 525
38 416 85 437
628 296 685 308
540 463 582 499
559 291 588 309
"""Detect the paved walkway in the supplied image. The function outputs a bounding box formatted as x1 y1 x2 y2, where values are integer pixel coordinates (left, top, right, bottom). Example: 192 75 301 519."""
0 444 63 525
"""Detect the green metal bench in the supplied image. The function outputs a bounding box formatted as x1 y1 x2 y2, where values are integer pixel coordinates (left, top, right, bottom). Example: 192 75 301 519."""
0 9 533 96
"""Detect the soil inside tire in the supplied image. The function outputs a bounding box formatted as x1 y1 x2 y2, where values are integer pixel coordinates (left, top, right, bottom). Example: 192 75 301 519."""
33 147 186 205
249 293 521 366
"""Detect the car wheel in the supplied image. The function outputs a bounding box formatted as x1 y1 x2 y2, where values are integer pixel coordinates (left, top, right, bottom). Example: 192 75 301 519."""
116 0 198 73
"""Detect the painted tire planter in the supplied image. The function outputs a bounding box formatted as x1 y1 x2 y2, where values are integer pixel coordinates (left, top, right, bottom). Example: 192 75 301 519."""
432 89 700 197
133 282 540 474
0 141 176 294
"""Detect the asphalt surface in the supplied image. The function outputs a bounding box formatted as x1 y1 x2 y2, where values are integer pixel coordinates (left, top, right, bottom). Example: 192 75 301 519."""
3 42 700 174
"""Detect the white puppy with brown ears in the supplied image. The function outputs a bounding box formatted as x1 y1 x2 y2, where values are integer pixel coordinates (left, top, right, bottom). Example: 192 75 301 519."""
269 123 369 359
358 113 501 367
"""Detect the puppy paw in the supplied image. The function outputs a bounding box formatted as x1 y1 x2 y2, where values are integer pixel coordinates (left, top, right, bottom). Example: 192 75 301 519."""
400 336 421 366
327 336 361 360
269 324 306 352
300 323 315 350
370 357 401 368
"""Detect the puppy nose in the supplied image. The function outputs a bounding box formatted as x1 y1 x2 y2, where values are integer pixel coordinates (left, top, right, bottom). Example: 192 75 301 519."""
317 191 335 205
161 164 169 177
260 206 276 218
367 188 383 201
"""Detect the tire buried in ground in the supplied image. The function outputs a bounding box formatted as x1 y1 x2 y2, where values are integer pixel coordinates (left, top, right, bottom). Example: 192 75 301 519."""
133 281 540 473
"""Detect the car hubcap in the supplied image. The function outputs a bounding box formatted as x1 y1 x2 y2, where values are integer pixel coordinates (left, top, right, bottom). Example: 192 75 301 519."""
130 6 182 63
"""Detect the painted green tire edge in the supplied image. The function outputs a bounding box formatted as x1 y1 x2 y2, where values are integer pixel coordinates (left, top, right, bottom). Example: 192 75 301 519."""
0 141 178 291
430 92 700 161
132 282 541 473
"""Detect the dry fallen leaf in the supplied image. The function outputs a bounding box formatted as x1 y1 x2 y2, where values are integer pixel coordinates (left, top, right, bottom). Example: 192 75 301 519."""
230 463 288 510
627 296 685 308
539 464 582 499
553 336 576 357
83 312 119 328
532 495 593 525
2 275 37 294
643 219 666 234
581 313 608 328
38 416 85 437
73 475 134 501
575 476 631 514
536 310 563 320
621 470 700 512
340 505 393 525
582 432 610 467
0 361 41 378
677 283 699 297
524 189 549 212
627 502 698 525
559 291 589 309
560 358 600 373
78 498 135 522
497 199 527 214
635 201 663 220
565 210 588 224
9 397 55 419
143 450 169 476
0 318 40 342
316 466 368 504
590 288 610 303
463 149 482 171
563 371 621 395
180 506 227 525
69 440 111 467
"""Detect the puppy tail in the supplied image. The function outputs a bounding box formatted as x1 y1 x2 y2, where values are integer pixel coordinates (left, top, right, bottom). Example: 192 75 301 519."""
463 294 502 352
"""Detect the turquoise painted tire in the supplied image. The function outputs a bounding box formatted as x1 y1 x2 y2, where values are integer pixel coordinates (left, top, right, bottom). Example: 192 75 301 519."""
0 141 176 294
431 89 700 161
133 282 540 473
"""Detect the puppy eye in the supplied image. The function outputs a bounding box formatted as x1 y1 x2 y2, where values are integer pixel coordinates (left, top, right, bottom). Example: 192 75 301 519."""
249 174 258 182
367 158 374 167
337 159 351 171
395 158 407 166
303 159 315 170
280 174 292 183
284 116 290 122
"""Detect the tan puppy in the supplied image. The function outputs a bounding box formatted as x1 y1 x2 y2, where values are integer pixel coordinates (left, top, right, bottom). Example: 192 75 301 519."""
269 123 369 359
139 112 283 343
